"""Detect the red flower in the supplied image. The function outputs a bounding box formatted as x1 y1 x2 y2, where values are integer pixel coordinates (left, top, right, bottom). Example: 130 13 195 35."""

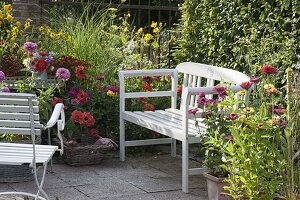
75 66 86 79
76 91 89 104
81 112 95 127
240 81 253 90
144 103 155 111
137 97 147 102
52 97 63 107
89 128 100 137
177 85 183 94
260 65 277 74
34 59 48 72
143 83 153 91
71 110 84 124
250 77 260 83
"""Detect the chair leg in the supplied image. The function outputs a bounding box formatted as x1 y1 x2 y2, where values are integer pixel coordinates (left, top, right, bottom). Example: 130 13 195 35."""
34 162 50 200
120 118 125 162
171 138 176 157
182 140 189 193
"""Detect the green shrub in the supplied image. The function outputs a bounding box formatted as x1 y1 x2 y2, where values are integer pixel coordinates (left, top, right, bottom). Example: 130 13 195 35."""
175 0 300 78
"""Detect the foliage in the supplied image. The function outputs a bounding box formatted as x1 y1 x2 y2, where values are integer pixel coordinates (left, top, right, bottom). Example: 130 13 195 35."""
191 65 290 199
175 0 300 79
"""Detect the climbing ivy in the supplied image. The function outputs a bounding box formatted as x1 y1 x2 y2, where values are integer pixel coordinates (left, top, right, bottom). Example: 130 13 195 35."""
174 0 300 79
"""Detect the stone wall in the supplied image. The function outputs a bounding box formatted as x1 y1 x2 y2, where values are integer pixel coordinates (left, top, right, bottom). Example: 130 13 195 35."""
13 0 49 27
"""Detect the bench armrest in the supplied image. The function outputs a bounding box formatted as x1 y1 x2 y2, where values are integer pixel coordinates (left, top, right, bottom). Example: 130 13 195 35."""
119 69 179 111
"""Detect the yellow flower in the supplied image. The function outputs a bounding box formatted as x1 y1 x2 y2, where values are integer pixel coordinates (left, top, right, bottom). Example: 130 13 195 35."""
6 14 13 22
144 33 153 42
153 27 159 33
127 12 131 17
170 35 177 42
3 4 11 12
237 89 247 95
151 21 157 28
107 90 116 97
263 84 274 90
24 21 31 29
49 32 55 38
244 107 254 114
38 26 44 32
136 28 143 35
66 35 72 41
16 21 21 27
0 12 3 20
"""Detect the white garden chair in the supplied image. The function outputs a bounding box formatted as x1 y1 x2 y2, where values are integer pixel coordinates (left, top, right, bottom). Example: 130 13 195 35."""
0 92 65 200
119 62 251 193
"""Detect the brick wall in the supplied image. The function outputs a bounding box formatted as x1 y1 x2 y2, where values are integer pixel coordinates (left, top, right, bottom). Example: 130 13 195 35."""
13 0 49 27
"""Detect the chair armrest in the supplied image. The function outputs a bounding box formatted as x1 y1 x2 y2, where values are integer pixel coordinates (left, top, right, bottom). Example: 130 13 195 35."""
44 103 65 130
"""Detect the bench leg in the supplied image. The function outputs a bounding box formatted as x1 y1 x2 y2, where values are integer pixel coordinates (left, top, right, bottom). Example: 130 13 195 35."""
182 140 189 193
171 138 176 157
120 118 125 162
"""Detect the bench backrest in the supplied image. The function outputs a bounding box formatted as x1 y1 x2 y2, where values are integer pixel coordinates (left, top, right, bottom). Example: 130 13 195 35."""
176 62 250 109
0 93 42 136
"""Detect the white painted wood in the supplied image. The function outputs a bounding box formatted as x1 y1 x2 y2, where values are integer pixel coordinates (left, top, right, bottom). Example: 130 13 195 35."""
0 127 41 135
0 98 38 106
0 112 39 120
124 91 174 98
0 105 39 113
118 62 251 193
0 120 42 128
125 138 173 147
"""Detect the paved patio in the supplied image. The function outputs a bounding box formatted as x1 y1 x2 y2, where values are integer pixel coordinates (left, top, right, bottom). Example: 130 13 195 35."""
0 154 208 200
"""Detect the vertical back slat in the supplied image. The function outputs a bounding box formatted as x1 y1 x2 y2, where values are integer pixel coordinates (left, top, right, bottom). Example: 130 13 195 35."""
194 76 202 107
189 75 197 107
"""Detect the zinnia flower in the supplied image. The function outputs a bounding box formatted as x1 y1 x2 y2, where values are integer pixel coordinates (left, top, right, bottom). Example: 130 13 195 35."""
96 75 105 81
23 42 38 52
177 85 183 94
68 86 79 97
76 91 90 104
34 59 48 72
90 128 100 137
1 86 10 93
143 83 153 91
0 71 5 82
260 65 278 74
250 77 260 83
105 85 119 93
52 97 63 107
144 103 155 111
56 68 71 81
188 108 198 115
244 107 254 114
213 86 226 94
75 66 86 79
71 110 84 124
81 112 95 127
225 135 233 141
142 76 153 83
227 113 239 120
107 90 116 97
240 81 252 90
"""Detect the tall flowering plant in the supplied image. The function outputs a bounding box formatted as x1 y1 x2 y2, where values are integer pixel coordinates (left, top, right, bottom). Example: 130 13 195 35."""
190 65 287 199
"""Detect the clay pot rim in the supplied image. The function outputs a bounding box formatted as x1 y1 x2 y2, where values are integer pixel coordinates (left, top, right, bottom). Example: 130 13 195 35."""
203 172 227 183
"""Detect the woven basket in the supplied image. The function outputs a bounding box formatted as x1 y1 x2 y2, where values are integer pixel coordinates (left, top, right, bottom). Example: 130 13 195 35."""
62 144 118 166
0 165 33 183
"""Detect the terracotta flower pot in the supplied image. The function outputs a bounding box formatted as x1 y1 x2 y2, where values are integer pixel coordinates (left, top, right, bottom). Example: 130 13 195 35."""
203 172 232 200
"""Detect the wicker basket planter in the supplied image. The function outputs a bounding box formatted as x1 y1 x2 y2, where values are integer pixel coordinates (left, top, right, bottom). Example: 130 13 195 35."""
62 144 118 166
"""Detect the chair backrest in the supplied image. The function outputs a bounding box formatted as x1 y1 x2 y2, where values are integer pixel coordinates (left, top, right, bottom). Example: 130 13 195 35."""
176 62 250 108
0 93 42 136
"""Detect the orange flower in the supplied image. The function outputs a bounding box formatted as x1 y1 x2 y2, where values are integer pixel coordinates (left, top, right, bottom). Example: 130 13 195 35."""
143 83 153 91
144 103 155 111
71 110 84 124
75 66 86 79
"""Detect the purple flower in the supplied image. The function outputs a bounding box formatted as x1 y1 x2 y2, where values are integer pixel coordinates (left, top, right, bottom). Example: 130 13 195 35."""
240 81 253 90
197 97 215 107
56 68 71 81
142 76 153 83
23 42 38 52
281 120 288 127
39 51 49 56
45 58 52 63
68 86 79 97
198 91 205 97
1 86 10 93
70 98 80 105
227 113 239 120
96 75 105 81
213 86 226 94
105 85 119 93
225 135 233 141
0 71 5 82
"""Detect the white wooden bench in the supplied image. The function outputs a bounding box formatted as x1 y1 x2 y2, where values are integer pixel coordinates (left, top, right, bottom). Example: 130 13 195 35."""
119 62 251 193
0 93 65 200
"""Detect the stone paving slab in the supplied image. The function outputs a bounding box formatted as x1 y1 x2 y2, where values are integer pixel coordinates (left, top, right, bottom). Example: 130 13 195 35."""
0 155 208 200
